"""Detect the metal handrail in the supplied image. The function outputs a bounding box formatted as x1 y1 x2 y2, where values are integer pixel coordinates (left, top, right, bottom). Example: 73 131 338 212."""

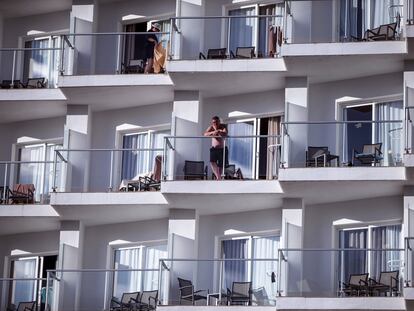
171 14 283 20
0 47 62 51
282 120 403 125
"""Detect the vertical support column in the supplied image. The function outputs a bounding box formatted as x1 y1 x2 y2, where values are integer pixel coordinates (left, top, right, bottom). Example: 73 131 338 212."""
57 221 85 311
280 198 304 297
171 91 204 179
167 209 198 304
64 105 92 192
284 77 309 168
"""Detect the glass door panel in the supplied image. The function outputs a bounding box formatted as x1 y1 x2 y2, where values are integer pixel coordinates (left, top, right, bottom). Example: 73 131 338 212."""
12 257 39 305
229 7 256 55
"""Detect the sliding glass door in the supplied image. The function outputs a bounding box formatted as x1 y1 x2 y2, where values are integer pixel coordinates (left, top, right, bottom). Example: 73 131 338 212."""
12 257 39 305
229 7 256 55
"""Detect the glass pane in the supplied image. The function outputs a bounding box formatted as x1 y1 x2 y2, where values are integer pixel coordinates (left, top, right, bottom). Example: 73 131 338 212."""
13 258 37 304
121 133 149 179
143 244 167 291
229 8 256 54
222 239 249 290
114 247 142 298
18 145 45 202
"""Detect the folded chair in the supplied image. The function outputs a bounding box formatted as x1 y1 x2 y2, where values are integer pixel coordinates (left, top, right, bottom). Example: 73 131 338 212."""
352 143 383 166
7 301 36 311
199 48 227 60
305 146 340 167
110 292 140 311
8 184 35 204
227 281 252 305
22 77 46 88
131 290 159 310
183 160 208 180
177 277 208 305
369 270 399 296
230 47 255 59
341 273 368 296
1 80 22 89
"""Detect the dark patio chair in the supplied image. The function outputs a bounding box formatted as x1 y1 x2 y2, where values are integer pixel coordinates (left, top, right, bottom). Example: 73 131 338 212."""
1 80 22 89
199 48 227 60
369 270 399 296
22 77 46 88
110 292 140 311
133 155 162 191
352 22 398 41
183 160 207 180
352 143 383 166
305 146 340 167
341 273 369 296
230 47 255 59
177 277 208 305
227 281 252 305
8 184 35 204
7 301 36 311
122 59 144 74
131 290 158 310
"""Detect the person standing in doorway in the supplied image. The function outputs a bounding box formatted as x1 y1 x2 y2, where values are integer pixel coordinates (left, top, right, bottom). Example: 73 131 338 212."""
144 22 160 73
204 116 228 180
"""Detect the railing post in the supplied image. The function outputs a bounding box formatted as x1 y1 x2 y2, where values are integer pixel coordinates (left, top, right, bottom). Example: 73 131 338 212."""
222 138 226 179
218 260 224 303
227 17 231 54
41 160 47 204
277 250 282 296
109 150 114 191
163 138 167 181
52 151 58 192
60 35 65 76
3 163 8 204
11 50 16 88
116 34 121 74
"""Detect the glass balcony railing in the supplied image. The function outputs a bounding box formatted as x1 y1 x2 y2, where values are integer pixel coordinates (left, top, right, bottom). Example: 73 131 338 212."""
277 248 405 298
0 160 63 204
281 120 403 168
159 258 280 306
163 135 281 181
52 148 163 193
60 32 170 76
170 15 284 60
44 269 162 311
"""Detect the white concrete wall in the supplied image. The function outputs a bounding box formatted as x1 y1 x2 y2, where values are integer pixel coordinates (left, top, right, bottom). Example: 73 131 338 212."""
88 102 172 191
310 1 333 43
79 218 168 310
0 10 71 80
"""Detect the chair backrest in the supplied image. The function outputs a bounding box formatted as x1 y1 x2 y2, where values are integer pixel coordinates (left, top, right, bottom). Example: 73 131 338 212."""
17 301 36 311
129 59 143 66
362 143 382 155
13 183 35 194
225 164 236 177
178 277 193 296
152 155 162 182
307 146 329 160
121 291 140 304
184 161 205 176
236 47 255 59
232 281 252 298
207 48 227 59
379 270 399 287
27 78 45 88
348 273 368 286
140 290 158 306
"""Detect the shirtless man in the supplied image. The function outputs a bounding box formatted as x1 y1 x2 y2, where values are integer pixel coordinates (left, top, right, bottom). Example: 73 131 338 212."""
204 116 228 180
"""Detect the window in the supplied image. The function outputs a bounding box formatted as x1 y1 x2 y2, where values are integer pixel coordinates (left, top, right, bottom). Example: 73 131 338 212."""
113 243 167 299
121 130 169 180
338 224 402 283
16 142 63 202
221 234 279 305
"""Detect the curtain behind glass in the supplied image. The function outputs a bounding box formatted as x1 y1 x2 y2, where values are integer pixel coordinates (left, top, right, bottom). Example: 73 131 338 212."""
339 229 368 283
18 145 44 202
229 8 255 54
143 244 168 291
24 39 50 81
122 133 149 179
369 0 403 29
252 236 279 305
149 130 169 176
228 122 254 179
371 225 402 279
258 4 284 57
340 0 368 40
13 258 37 304
114 248 141 298
222 239 248 290
376 101 403 166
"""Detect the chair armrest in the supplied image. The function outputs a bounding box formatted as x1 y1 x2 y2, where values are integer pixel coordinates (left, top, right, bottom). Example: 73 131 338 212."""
359 279 368 286
111 298 122 306
194 289 209 295
391 276 399 288
375 147 382 156
199 52 206 60
149 296 160 306
179 285 194 293
230 51 236 59
368 278 378 285
130 297 140 303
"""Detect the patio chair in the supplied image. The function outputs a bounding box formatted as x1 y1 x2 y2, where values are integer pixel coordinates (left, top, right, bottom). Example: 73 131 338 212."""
305 146 340 167
131 290 159 310
137 155 162 191
7 301 36 311
1 80 22 89
199 48 227 60
352 143 383 166
110 292 140 311
227 281 252 305
352 22 398 42
177 277 208 305
369 270 399 296
122 59 145 74
22 77 46 88
230 47 255 59
341 273 369 296
8 184 35 204
183 160 208 180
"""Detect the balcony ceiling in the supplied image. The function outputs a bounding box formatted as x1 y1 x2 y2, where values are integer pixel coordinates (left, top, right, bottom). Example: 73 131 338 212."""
0 0 72 18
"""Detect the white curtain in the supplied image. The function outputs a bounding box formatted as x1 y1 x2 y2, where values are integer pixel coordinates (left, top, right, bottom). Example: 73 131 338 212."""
122 133 149 179
369 0 403 28
114 248 141 298
252 236 279 306
18 145 44 202
222 239 249 290
228 122 255 179
143 245 168 291
229 8 256 54
13 258 37 304
376 101 403 166
25 38 51 82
